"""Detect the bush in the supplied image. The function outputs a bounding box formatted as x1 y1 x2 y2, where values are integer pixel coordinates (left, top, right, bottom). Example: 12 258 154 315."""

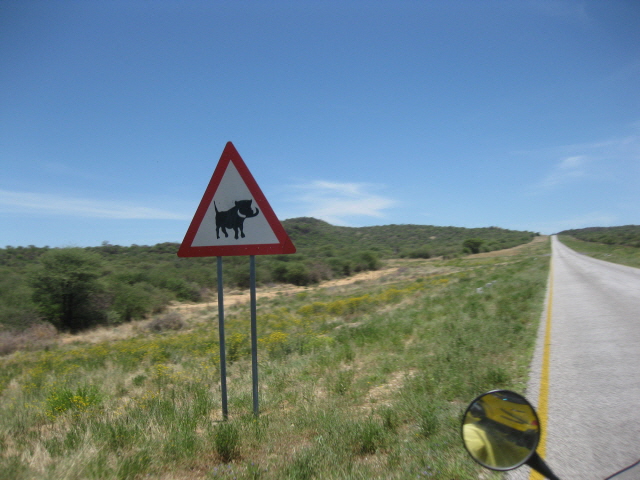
163 278 202 302
327 257 352 276
110 282 157 322
462 238 484 254
0 322 57 355
0 270 41 330
285 263 313 286
352 251 381 271
401 247 432 259
147 311 185 332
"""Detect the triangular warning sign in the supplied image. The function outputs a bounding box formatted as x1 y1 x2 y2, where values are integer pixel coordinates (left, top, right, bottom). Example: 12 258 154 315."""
177 142 296 257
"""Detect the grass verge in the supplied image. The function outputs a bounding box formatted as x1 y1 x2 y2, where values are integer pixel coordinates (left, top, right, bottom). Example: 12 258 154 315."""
0 238 550 479
557 235 640 269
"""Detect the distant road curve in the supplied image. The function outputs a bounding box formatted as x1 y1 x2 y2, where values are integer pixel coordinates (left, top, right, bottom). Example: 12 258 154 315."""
511 235 640 480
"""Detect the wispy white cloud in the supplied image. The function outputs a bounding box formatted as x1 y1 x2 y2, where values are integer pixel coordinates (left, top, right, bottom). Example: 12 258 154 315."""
538 155 589 188
531 128 640 191
287 181 398 226
0 189 189 220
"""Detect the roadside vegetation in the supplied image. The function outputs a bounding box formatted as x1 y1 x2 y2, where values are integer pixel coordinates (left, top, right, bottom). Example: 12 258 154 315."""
0 237 550 479
0 218 537 339
558 228 640 270
558 225 640 248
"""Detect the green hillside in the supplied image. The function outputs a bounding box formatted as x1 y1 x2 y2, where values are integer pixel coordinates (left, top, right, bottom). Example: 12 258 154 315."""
558 225 640 248
284 217 537 258
1 219 537 334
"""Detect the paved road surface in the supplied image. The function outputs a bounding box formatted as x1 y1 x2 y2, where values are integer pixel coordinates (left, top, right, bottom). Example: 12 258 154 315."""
511 236 640 480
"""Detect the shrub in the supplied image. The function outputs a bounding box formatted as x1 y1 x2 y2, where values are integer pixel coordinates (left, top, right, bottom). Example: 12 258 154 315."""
462 238 484 254
401 247 432 259
0 270 41 330
285 263 313 286
0 322 57 356
229 267 251 289
110 282 157 322
147 311 185 332
327 257 352 276
352 251 381 271
0 331 20 356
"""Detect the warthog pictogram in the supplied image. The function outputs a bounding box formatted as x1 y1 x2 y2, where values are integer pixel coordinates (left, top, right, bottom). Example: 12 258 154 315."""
214 199 260 240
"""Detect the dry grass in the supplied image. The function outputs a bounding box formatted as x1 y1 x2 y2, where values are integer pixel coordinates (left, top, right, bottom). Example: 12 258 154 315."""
0 323 57 355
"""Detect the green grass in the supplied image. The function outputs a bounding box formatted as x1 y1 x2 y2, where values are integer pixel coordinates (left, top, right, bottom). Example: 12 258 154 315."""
558 235 640 269
0 238 550 479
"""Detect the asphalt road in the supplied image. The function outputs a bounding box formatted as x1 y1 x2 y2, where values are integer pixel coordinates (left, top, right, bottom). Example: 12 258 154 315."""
510 235 640 480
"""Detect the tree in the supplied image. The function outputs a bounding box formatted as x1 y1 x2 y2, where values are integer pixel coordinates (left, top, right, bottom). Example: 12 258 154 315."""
30 249 105 332
109 282 163 323
0 268 41 330
462 238 484 254
353 251 381 271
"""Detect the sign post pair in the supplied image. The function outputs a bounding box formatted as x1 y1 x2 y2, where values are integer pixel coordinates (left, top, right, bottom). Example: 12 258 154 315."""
178 142 295 418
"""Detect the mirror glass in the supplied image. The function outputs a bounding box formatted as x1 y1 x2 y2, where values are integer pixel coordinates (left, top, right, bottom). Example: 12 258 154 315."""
461 390 540 470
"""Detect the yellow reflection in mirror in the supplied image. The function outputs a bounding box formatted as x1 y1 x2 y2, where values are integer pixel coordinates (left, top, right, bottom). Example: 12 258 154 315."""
462 390 540 470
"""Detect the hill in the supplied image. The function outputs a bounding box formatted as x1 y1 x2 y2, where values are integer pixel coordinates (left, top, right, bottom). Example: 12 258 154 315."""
558 225 640 248
0 218 537 334
284 217 537 257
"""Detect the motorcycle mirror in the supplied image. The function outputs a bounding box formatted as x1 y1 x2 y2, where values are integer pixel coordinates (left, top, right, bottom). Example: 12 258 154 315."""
461 390 540 471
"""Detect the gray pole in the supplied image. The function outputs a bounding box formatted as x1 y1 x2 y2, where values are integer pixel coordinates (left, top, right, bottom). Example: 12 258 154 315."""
217 257 228 420
249 255 259 416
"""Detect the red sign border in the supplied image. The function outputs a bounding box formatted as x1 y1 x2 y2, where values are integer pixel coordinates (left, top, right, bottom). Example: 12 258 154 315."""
177 142 296 257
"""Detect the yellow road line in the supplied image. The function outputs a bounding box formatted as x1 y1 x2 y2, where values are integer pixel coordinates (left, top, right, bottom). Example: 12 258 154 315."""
530 262 553 480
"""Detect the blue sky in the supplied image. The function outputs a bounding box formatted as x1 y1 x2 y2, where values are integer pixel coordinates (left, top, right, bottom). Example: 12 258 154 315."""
1 0 639 248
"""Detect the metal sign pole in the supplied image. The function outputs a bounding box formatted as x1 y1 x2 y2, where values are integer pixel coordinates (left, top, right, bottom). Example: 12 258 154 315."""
217 256 229 420
178 143 296 419
249 255 259 416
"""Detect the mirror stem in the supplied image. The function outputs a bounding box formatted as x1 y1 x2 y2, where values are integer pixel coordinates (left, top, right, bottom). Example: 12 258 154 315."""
526 452 561 480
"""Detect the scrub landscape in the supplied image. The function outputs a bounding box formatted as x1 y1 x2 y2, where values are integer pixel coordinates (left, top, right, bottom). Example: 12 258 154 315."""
0 221 546 479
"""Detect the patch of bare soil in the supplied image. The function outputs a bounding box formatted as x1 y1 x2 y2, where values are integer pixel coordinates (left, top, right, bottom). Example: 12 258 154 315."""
169 266 402 315
169 258 457 318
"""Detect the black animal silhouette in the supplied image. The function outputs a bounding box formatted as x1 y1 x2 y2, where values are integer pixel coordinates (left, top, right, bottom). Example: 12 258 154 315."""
214 200 260 240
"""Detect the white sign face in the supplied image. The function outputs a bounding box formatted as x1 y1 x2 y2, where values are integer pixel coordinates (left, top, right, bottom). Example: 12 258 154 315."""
191 162 279 247
178 141 296 257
